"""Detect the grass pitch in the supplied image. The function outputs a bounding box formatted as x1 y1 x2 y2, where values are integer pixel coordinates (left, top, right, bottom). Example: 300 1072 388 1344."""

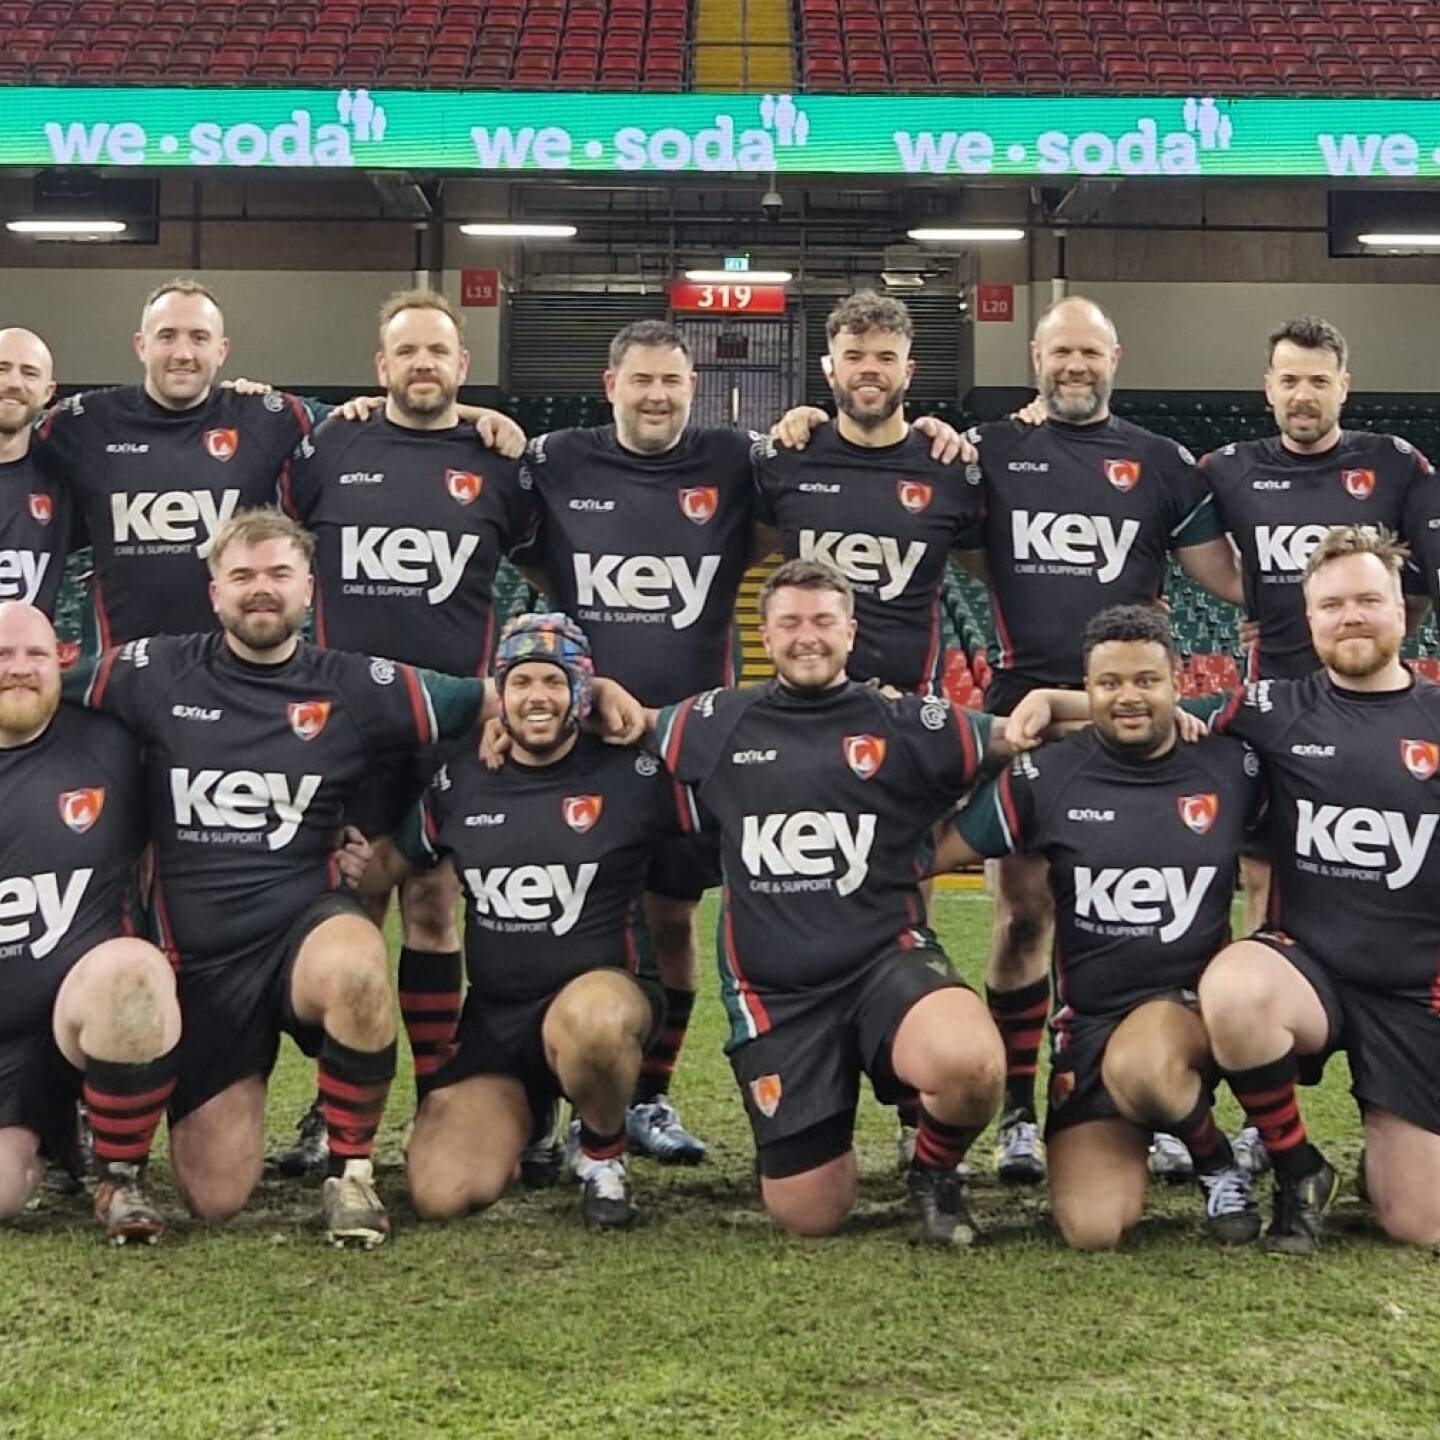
4 893 1439 1440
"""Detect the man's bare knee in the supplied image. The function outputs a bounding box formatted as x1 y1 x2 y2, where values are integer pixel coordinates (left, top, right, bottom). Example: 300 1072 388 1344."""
764 1190 851 1238
1054 1204 1131 1252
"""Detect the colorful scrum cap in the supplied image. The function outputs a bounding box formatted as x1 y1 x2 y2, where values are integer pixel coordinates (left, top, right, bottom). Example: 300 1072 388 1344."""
494 611 595 724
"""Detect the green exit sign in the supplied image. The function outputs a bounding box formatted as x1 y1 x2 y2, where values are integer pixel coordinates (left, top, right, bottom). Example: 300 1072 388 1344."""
723 255 750 272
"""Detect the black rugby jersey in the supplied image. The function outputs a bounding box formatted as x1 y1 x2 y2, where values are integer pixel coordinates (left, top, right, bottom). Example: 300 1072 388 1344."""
967 417 1220 686
0 447 71 617
655 680 991 1047
953 729 1261 1017
37 386 310 645
1202 432 1440 679
79 633 482 974
280 414 539 675
0 706 144 1039
1208 672 1440 993
514 424 756 706
412 733 686 1002
753 423 984 692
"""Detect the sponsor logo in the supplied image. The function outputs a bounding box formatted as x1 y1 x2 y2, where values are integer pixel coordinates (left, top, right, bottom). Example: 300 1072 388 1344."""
1178 792 1218 835
341 526 480 606
338 471 384 485
1066 807 1114 822
919 701 949 731
120 637 150 668
0 868 92 959
694 689 720 719
634 753 660 777
105 442 149 454
1291 743 1335 757
263 391 285 412
1243 679 1274 713
1294 798 1435 890
27 494 52 525
678 486 718 525
1255 522 1382 574
843 734 886 780
1007 461 1050 473
369 657 396 686
110 488 241 557
1252 479 1291 491
573 553 720 630
445 469 483 505
1401 739 1438 781
1075 864 1219 943
896 479 932 513
798 529 925 601
461 862 597 937
203 428 238 462
170 768 322 850
170 704 222 722
1342 468 1376 500
798 481 841 494
58 789 104 834
562 794 603 833
463 812 507 827
750 1074 782 1118
740 811 877 898
568 497 615 512
288 700 331 741
0 548 50 603
731 748 777 765
1011 510 1139 584
1103 458 1141 491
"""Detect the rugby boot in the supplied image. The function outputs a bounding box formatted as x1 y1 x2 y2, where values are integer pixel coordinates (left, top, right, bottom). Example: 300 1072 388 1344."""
273 1097 329 1181
1263 1157 1337 1256
1197 1163 1262 1245
625 1095 707 1165
94 1163 165 1246
519 1102 566 1190
1147 1132 1196 1184
322 1158 390 1249
578 1155 637 1230
1231 1125 1272 1179
907 1165 979 1248
993 1108 1045 1185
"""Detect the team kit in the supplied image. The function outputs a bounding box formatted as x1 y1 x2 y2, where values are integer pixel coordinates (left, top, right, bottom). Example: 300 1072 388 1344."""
0 279 1437 1256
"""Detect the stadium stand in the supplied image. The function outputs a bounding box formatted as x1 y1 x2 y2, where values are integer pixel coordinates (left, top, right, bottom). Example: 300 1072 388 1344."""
793 0 1440 95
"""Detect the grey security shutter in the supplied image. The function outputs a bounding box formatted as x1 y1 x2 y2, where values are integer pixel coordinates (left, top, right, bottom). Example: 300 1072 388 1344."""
507 293 668 395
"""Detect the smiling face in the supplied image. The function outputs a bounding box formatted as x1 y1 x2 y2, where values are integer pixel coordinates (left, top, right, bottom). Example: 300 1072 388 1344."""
605 342 695 455
1305 550 1405 680
0 329 55 437
0 602 60 743
135 289 229 410
1265 339 1349 453
209 535 313 655
825 326 913 430
1032 300 1120 424
377 304 469 425
500 660 579 761
761 583 856 690
1085 637 1178 757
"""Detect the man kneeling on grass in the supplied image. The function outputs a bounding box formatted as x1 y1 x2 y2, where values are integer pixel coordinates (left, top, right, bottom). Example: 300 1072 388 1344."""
933 605 1264 1248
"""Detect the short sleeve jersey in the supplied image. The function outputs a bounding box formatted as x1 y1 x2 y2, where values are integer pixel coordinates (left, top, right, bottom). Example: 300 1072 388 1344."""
954 729 1262 1016
752 423 984 692
1209 672 1440 993
1202 432 1440 679
80 633 470 974
654 680 991 1045
0 447 71 617
416 734 687 1002
968 416 1219 686
37 386 310 644
513 424 756 706
280 413 539 675
0 706 145 1040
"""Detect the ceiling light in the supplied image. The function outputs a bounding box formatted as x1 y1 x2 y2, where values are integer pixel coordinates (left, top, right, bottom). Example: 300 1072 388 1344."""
7 218 127 236
880 271 925 289
907 227 1025 242
1357 232 1440 248
684 268 791 283
459 222 577 238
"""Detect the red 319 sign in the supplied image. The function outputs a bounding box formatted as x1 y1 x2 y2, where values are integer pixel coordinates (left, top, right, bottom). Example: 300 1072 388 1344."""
669 282 786 314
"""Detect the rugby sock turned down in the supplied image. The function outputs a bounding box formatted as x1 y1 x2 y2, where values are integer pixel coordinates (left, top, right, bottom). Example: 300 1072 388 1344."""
634 986 695 1104
318 1035 396 1178
578 1122 627 1164
1172 1092 1234 1175
84 1045 179 1178
986 978 1049 1119
913 1106 982 1173
397 946 462 1097
1223 1052 1323 1181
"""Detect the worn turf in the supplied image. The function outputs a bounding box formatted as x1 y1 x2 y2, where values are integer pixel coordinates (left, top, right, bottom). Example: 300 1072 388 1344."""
3 893 1437 1440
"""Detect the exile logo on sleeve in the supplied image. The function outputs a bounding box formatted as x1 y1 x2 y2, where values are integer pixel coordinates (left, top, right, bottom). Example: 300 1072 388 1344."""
340 526 480 606
1074 865 1217 943
572 553 719 629
0 868 93 959
110 488 241 557
740 811 877 897
798 530 925 601
462 862 597 936
1010 511 1140 584
169 768 322 850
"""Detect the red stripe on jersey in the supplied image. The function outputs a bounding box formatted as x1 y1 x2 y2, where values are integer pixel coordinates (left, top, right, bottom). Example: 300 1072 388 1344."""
669 779 693 834
1211 686 1246 735
421 794 440 847
989 589 1015 671
1245 644 1260 684
287 392 312 438
998 767 1022 847
91 577 113 652
662 698 692 775
37 405 59 442
326 854 339 890
151 878 180 971
88 645 121 709
1429 958 1440 1017
277 458 297 518
313 582 328 648
400 663 433 745
920 593 941 693
721 887 770 1033
955 705 977 781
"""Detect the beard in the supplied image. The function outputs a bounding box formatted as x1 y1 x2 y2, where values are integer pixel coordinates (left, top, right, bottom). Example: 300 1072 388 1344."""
0 396 41 436
504 704 575 755
0 678 58 736
1041 372 1110 422
220 602 300 653
617 405 686 455
833 377 905 430
776 643 846 691
1317 629 1398 679
389 377 457 422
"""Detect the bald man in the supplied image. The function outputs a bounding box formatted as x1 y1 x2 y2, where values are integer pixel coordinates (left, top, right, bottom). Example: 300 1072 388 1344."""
959 295 1243 1184
0 601 181 1243
0 329 71 617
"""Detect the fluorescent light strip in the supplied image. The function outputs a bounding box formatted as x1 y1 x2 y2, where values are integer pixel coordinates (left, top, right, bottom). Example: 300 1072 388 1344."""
908 227 1025 242
7 218 127 235
1357 232 1440 247
459 222 576 237
684 269 791 283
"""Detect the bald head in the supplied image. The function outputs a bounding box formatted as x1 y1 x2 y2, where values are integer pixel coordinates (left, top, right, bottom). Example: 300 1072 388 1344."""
0 328 56 438
1030 295 1121 424
0 601 61 745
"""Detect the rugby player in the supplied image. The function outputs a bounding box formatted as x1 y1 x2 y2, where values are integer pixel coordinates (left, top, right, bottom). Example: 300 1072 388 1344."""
275 289 540 1174
70 508 641 1246
932 605 1263 1248
401 614 685 1229
641 559 1009 1245
0 601 181 1244
965 295 1244 1186
0 330 70 617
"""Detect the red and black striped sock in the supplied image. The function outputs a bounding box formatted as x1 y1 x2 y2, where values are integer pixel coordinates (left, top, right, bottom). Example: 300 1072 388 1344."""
987 977 1049 1119
319 1036 396 1178
634 986 695 1103
578 1121 626 1164
397 946 462 1098
912 1106 982 1173
1173 1092 1234 1175
84 1046 178 1179
1224 1052 1321 1181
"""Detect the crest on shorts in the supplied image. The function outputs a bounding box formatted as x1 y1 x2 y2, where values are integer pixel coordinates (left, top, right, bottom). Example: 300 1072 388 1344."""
27 493 52 525
58 788 104 834
562 794 603 833
445 468 483 505
750 1073 782 1118
843 734 886 780
896 479 932 514
1178 792 1218 834
1342 468 1376 501
678 487 718 525
1401 739 1439 781
1103 458 1141 492
203 428 238 462
1049 1070 1076 1108
287 700 331 741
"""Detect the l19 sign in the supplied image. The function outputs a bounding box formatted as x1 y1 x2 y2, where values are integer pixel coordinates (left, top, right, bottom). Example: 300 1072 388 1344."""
669 282 786 314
